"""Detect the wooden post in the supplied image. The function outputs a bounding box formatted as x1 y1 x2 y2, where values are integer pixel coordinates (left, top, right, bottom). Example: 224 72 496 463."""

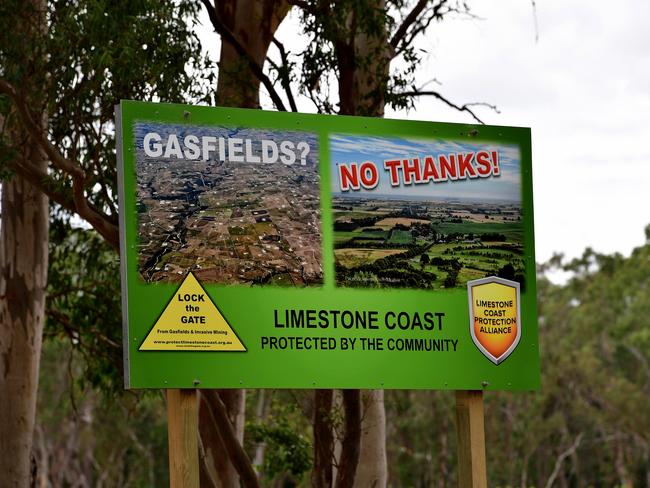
455 390 488 488
167 389 200 488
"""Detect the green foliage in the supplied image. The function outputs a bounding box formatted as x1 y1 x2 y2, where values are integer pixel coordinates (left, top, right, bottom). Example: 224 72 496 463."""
297 0 469 114
385 240 650 487
0 0 215 220
2 0 215 395
46 0 214 219
386 390 458 486
246 398 312 484
46 218 123 394
36 338 169 486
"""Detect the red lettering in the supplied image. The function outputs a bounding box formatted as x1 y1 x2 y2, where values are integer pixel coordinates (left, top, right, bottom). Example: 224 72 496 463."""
492 151 500 175
422 156 440 182
439 154 457 180
338 163 359 191
402 158 421 184
458 152 477 179
475 151 492 176
383 159 402 186
359 161 378 189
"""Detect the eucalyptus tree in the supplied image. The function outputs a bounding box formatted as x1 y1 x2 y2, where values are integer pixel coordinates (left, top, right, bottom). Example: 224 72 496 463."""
0 1 213 484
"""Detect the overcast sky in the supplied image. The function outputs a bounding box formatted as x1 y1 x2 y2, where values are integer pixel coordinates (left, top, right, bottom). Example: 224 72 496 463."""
197 0 650 264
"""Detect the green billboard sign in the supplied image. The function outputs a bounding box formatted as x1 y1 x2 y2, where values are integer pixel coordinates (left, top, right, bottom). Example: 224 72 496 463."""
116 100 539 390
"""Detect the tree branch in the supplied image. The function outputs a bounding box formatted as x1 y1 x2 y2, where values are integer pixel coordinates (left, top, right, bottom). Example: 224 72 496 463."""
396 4 444 56
396 90 500 124
7 158 76 215
201 390 260 488
200 0 288 111
270 38 298 112
544 433 584 488
197 434 219 488
390 0 430 50
0 78 119 248
391 1 471 57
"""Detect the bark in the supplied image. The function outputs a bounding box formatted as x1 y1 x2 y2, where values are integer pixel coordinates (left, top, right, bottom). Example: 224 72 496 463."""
312 389 335 488
332 390 343 484
0 1 48 485
336 1 391 117
335 390 361 488
199 393 226 488
333 2 391 486
201 390 260 488
252 389 270 475
354 391 387 488
199 390 248 487
199 1 290 485
0 115 49 488
214 0 291 108
220 390 247 487
437 401 450 488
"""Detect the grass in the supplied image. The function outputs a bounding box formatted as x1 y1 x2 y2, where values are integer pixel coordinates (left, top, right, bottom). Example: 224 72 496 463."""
333 210 382 219
334 231 361 244
336 248 406 268
434 221 523 240
332 201 526 289
158 251 195 268
337 237 525 289
359 229 388 239
334 228 389 244
387 229 413 244
228 225 254 236
254 222 273 234
376 217 430 228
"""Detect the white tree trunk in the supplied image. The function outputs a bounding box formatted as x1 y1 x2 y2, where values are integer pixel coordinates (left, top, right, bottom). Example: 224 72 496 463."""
354 390 388 488
0 147 49 486
0 0 48 484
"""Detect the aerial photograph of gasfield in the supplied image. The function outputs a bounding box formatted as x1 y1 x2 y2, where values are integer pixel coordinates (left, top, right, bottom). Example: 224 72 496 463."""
331 134 525 289
134 122 322 286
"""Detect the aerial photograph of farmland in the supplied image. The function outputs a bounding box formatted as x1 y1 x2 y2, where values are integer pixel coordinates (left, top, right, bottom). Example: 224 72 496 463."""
134 123 322 286
330 134 526 289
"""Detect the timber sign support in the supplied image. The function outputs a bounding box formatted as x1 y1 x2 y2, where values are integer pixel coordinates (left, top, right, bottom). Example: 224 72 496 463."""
116 101 540 487
456 390 488 488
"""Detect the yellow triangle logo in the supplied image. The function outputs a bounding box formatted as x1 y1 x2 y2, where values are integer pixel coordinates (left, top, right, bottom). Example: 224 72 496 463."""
139 272 246 352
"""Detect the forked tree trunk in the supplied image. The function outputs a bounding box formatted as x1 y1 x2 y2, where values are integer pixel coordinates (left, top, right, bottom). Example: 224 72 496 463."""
200 1 290 485
200 389 247 487
215 0 290 108
0 1 49 486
